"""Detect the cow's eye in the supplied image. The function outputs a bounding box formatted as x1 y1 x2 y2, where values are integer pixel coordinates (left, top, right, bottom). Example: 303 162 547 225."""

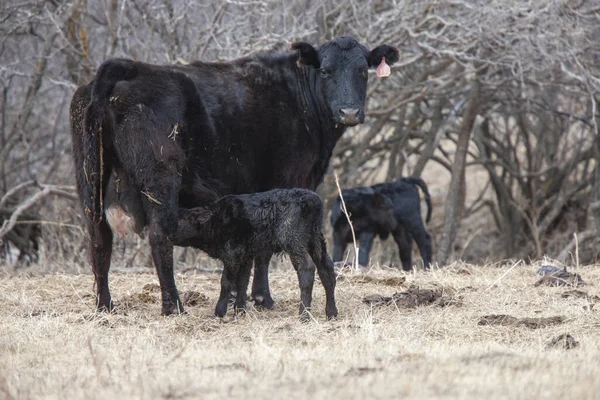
360 68 368 78
319 69 330 78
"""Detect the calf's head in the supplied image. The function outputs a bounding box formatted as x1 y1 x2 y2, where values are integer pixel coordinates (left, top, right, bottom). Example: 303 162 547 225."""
292 36 399 126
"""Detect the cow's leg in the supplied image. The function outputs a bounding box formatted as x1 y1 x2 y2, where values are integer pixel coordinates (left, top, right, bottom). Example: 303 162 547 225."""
146 189 184 316
393 226 413 271
310 236 338 319
357 231 376 266
234 258 253 313
251 252 275 309
215 261 238 317
88 219 114 311
332 228 348 263
290 252 315 320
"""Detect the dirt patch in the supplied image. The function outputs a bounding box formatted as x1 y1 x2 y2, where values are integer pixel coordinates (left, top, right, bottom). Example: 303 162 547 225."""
561 290 599 302
478 314 566 329
342 274 407 286
363 285 458 308
534 267 586 287
182 291 209 306
119 292 159 310
142 283 160 293
344 367 383 377
546 334 579 350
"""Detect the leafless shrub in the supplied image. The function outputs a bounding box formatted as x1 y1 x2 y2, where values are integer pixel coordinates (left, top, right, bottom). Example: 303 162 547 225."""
1 0 599 267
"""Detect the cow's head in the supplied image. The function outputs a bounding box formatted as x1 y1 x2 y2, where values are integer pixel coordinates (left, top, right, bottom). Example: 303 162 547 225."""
292 37 399 126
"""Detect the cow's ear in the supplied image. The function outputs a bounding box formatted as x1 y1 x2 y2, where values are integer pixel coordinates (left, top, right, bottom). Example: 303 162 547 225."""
291 42 320 69
368 45 400 68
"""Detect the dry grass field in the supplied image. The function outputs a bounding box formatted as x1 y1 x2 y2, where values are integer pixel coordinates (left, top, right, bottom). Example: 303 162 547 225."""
1 260 599 400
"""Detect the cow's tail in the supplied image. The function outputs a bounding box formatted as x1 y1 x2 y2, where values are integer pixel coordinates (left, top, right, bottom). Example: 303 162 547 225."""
83 59 135 224
404 177 432 223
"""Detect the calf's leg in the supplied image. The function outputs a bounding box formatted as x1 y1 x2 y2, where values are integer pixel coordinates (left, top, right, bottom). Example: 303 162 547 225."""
393 226 413 271
234 258 253 313
358 231 376 266
251 252 275 309
310 236 338 319
215 261 238 317
401 217 433 270
290 252 315 320
332 229 347 263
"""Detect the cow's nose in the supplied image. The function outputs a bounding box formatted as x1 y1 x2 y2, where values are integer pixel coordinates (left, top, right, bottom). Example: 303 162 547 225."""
339 108 361 126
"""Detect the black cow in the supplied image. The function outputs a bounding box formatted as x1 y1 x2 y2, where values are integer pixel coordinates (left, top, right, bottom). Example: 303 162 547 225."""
175 188 337 319
70 37 400 315
331 177 432 271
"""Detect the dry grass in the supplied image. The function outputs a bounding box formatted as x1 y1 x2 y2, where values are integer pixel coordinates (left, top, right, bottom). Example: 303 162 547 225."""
1 260 600 400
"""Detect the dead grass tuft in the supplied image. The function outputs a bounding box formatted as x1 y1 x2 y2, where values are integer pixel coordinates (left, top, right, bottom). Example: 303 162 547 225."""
1 260 600 399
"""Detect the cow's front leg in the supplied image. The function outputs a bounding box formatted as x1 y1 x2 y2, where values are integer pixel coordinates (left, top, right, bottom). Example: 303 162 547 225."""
251 252 275 309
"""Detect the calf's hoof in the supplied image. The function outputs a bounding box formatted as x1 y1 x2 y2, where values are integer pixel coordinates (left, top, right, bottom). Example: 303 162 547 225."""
96 296 115 313
252 293 275 309
326 304 338 320
215 300 228 318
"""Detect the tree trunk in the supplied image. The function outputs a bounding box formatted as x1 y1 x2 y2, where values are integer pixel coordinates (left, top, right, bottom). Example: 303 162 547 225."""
436 79 481 265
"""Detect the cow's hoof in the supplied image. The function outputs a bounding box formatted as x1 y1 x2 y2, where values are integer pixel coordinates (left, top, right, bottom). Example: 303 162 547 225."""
215 300 228 318
252 293 275 309
161 299 185 316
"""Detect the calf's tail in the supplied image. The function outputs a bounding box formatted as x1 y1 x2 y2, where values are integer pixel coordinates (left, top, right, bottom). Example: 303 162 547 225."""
404 176 432 223
83 59 136 224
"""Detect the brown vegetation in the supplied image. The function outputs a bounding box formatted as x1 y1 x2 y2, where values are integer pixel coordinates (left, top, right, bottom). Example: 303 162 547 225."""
1 261 599 399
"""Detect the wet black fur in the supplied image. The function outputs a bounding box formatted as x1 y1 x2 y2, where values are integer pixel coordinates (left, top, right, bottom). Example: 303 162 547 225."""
175 188 337 319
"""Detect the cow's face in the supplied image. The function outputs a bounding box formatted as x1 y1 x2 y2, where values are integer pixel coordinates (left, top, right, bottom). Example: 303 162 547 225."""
292 37 399 126
366 191 397 232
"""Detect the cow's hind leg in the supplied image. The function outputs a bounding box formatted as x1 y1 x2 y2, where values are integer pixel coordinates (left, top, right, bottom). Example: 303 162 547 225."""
251 252 275 309
290 252 315 320
310 236 338 319
89 219 114 311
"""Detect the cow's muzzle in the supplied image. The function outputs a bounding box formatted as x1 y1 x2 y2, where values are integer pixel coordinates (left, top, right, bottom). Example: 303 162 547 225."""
338 108 362 126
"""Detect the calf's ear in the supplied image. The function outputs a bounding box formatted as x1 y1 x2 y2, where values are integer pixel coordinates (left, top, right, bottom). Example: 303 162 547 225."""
372 191 388 207
368 45 400 68
291 42 320 69
192 208 212 224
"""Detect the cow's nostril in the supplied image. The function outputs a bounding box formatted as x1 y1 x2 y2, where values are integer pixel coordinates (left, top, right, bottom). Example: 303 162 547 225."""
340 108 360 118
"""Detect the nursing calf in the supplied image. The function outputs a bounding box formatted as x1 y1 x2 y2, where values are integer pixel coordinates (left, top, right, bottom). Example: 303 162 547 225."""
175 188 338 320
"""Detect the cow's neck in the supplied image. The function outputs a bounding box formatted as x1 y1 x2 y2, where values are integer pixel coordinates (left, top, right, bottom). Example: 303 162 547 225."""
293 65 347 159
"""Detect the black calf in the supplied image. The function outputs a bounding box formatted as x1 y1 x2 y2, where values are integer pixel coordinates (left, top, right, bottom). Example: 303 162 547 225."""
175 188 338 320
331 177 433 270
